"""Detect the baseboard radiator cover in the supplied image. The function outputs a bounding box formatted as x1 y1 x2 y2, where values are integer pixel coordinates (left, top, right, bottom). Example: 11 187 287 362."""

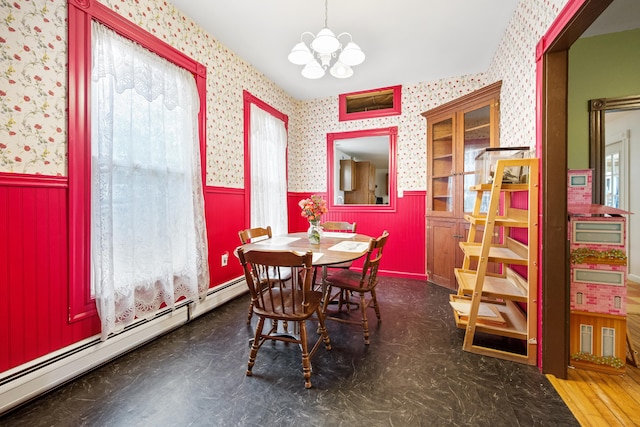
0 277 247 415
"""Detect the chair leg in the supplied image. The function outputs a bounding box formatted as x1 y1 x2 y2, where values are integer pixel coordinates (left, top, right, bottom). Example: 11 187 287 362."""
359 292 370 345
316 308 332 351
299 321 312 389
371 287 381 321
247 317 265 376
246 300 254 324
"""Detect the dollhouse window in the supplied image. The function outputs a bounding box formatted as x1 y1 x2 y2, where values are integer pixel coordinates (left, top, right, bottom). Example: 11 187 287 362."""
614 296 622 309
576 292 583 304
580 324 593 354
602 327 615 357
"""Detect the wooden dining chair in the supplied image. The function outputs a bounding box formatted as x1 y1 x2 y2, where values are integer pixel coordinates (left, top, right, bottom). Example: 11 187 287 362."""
238 226 292 324
236 247 332 389
322 230 389 345
316 221 357 302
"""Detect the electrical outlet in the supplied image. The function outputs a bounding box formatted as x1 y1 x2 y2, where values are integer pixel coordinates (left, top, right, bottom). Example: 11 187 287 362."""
221 253 228 266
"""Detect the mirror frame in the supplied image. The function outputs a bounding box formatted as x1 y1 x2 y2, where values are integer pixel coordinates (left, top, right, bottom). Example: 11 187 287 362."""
338 85 402 122
589 94 640 204
327 126 397 212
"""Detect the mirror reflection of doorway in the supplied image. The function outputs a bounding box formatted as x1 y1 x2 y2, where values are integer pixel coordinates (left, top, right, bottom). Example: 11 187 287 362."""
605 109 640 283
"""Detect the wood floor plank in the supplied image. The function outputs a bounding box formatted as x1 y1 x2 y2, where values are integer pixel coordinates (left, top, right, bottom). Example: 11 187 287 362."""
553 370 610 426
547 373 593 426
570 369 627 426
583 370 639 426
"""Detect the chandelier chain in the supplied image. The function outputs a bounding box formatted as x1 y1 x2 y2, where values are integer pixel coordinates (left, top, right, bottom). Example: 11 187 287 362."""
324 0 328 28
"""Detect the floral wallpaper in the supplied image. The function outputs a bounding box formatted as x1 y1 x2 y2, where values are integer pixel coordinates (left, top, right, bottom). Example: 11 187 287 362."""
0 0 571 191
0 0 66 175
486 0 570 149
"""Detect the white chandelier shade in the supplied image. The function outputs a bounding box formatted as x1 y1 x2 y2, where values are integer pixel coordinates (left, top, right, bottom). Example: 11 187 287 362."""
288 0 365 79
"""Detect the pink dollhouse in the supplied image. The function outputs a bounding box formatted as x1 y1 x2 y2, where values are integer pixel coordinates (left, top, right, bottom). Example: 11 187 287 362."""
567 169 630 374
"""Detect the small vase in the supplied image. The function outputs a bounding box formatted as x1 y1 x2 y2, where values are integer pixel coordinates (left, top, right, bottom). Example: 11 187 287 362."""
307 220 322 244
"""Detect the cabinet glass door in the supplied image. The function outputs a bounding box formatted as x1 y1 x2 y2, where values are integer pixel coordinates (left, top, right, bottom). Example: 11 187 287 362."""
462 105 491 213
429 118 454 214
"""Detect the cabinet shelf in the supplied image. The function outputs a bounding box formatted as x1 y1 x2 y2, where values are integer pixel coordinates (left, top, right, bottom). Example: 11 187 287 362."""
433 153 453 160
465 123 490 133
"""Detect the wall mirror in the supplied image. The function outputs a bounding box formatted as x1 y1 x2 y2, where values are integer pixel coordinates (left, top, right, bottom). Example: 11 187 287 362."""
338 85 401 121
327 126 397 211
589 94 640 204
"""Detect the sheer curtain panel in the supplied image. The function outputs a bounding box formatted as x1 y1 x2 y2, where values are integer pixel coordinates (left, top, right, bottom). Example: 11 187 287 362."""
91 22 209 340
249 104 288 235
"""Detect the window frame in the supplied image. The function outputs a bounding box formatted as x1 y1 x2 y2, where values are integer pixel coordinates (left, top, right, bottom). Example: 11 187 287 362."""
67 0 207 322
338 85 402 122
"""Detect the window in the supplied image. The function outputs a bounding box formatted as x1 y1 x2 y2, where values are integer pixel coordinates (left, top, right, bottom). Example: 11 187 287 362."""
338 86 402 121
580 324 593 354
243 91 288 235
602 327 615 357
68 0 207 325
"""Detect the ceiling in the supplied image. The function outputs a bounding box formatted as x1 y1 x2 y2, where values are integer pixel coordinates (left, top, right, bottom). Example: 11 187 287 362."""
167 0 638 101
168 0 520 101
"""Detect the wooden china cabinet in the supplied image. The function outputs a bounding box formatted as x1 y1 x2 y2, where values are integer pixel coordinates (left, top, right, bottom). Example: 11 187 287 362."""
422 81 501 289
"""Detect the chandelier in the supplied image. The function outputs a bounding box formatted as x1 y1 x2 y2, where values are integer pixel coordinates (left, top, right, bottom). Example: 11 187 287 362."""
287 0 365 79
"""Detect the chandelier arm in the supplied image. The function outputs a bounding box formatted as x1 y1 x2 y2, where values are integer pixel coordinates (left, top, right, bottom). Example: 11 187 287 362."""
300 31 316 43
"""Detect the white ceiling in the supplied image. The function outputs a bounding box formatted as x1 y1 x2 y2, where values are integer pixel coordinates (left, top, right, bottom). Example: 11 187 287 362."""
167 0 638 101
168 0 520 101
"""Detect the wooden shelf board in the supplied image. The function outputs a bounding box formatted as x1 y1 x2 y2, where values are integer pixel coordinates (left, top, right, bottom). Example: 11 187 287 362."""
455 268 528 301
464 214 529 228
459 242 528 265
470 183 530 192
432 195 452 199
465 123 490 133
450 296 528 340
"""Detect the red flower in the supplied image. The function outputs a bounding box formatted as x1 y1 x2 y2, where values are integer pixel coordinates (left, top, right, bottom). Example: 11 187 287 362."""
44 161 50 165
34 76 42 81
8 132 15 136
13 54 21 60
34 124 42 129
8 80 15 84
34 26 42 33
14 156 22 162
0 90 5 96
0 143 6 149
14 105 21 112
8 27 15 32
13 2 20 9
24 145 31 151
23 45 30 52
48 137 54 142
24 95 30 102
56 127 62 133
0 37 5 43
48 90 54 96
48 43 54 49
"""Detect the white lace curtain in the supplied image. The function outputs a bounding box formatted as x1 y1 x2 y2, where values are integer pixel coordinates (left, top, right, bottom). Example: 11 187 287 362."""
91 22 209 340
249 103 288 235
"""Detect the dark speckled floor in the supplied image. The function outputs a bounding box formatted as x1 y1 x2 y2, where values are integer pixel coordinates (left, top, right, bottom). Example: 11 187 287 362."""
0 278 578 427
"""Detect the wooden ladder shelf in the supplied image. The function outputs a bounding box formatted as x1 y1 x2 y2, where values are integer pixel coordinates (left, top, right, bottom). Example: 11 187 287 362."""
450 158 539 365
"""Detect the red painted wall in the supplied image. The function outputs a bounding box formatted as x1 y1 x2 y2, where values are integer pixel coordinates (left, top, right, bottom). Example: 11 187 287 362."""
288 191 426 279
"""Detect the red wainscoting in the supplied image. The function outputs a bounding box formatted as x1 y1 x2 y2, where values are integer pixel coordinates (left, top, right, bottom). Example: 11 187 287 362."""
204 186 245 282
0 174 101 373
288 191 426 279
